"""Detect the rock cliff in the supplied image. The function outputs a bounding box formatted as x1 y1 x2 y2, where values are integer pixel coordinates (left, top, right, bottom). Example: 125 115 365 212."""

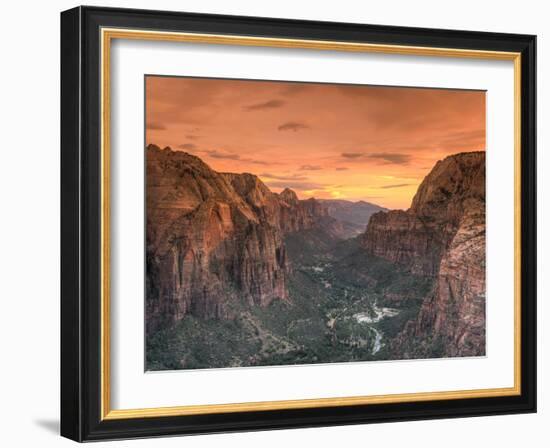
146 145 331 333
362 151 486 357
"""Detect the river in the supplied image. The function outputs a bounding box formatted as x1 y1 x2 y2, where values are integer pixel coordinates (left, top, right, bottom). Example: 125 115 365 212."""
353 300 400 354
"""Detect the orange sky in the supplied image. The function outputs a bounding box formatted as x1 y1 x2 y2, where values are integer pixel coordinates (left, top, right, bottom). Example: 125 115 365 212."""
146 76 485 209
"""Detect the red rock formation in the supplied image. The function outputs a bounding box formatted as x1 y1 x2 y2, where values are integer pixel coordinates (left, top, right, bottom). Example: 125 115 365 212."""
221 174 330 234
362 151 486 356
146 145 330 333
362 210 445 276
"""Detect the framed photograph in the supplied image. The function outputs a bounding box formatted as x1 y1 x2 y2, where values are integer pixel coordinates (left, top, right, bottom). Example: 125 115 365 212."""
61 6 536 442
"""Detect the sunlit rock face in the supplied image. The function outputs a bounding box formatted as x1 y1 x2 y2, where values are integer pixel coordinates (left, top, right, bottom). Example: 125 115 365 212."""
362 151 486 357
145 145 330 334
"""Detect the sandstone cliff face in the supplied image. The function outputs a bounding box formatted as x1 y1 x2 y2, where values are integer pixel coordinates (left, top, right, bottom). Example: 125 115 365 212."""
146 145 329 333
362 210 445 276
221 175 330 234
362 151 486 357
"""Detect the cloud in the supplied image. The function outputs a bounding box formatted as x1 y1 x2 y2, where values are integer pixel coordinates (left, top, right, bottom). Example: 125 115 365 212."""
341 152 411 165
299 165 322 171
185 134 200 140
341 152 364 159
260 173 308 181
146 122 166 130
278 121 310 132
335 167 349 171
178 143 197 150
245 159 277 166
366 153 411 165
265 181 326 191
244 99 286 111
204 150 241 160
199 151 278 166
379 183 412 189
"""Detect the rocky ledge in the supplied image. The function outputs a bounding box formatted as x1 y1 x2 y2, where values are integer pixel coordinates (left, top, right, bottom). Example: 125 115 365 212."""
146 145 331 333
362 151 486 357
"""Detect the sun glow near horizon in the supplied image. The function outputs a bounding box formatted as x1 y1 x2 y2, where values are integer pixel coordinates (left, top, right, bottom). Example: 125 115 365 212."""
146 76 486 210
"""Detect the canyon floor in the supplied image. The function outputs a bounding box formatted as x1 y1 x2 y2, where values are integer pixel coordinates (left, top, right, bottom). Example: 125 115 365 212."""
146 227 432 370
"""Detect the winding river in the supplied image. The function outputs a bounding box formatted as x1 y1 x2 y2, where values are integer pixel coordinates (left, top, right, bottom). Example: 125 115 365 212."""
353 300 400 354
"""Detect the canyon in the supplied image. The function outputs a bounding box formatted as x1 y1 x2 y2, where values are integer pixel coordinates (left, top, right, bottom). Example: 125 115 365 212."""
362 151 486 357
146 146 486 369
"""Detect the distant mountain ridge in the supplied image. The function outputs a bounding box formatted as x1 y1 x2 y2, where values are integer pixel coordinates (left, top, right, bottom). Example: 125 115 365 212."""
318 199 388 234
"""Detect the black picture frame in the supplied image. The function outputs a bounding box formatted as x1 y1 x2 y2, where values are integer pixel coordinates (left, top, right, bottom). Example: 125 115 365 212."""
61 5 536 442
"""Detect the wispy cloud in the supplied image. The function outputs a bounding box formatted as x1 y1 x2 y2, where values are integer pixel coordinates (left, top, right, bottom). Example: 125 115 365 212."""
185 134 200 140
260 173 308 181
246 159 276 166
201 150 277 166
335 167 349 171
265 181 326 191
178 143 197 150
244 99 286 111
341 152 411 165
204 150 241 160
341 152 364 159
299 165 322 171
278 121 310 132
147 122 166 130
367 153 411 165
379 183 412 189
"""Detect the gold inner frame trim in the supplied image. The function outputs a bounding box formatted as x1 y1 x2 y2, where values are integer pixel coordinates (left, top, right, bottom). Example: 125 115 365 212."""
100 27 522 421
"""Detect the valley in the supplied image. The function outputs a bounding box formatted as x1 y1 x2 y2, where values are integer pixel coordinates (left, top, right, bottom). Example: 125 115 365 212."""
145 146 486 370
147 229 429 370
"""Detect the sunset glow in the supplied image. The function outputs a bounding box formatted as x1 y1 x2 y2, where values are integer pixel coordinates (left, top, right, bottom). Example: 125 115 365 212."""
146 76 485 209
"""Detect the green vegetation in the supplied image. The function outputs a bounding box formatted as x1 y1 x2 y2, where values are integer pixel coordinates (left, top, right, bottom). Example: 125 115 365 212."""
146 229 434 370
